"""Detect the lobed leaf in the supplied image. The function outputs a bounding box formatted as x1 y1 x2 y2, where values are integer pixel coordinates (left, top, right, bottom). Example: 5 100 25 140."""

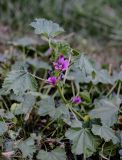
0 122 8 136
30 18 64 38
89 97 121 126
78 54 95 74
37 96 56 118
2 69 37 95
11 94 36 115
17 136 36 158
27 58 51 70
69 55 113 84
54 104 70 124
10 36 38 47
65 125 100 157
92 124 119 144
37 147 66 160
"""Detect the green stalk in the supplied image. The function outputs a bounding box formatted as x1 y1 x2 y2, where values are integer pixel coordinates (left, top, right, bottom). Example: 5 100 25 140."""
41 119 55 132
71 107 84 120
68 105 84 120
106 81 118 97
71 81 75 96
29 73 45 81
45 87 51 95
52 90 58 98
57 85 67 104
117 81 121 97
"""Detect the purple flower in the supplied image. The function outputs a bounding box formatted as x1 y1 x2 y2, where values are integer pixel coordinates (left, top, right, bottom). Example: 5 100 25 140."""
71 96 82 104
47 76 57 85
53 55 69 71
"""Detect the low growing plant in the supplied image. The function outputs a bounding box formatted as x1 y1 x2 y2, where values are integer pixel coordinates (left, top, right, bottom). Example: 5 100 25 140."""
0 18 122 160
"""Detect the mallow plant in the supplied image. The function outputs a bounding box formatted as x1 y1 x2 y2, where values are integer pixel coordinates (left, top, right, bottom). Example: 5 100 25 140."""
0 18 122 160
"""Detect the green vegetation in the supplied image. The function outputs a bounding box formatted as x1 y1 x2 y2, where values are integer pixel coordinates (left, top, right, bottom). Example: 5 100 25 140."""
0 18 122 160
0 1 122 159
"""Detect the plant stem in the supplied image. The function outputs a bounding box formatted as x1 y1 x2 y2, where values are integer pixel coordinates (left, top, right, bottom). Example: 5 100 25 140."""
48 38 52 49
57 84 84 120
29 73 45 81
41 120 55 132
57 85 67 104
71 81 75 96
69 106 84 120
69 107 78 121
1 96 9 111
117 81 121 97
52 90 58 98
106 81 118 97
45 87 51 95
40 70 47 91
75 82 80 96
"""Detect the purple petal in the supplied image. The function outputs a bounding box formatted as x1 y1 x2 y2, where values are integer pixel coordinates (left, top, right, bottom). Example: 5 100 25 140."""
62 60 69 71
53 55 69 71
71 96 82 104
58 55 65 63
47 76 57 85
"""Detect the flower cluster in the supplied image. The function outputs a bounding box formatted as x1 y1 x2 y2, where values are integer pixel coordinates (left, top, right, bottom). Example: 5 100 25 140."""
46 55 69 86
46 54 82 105
53 55 69 71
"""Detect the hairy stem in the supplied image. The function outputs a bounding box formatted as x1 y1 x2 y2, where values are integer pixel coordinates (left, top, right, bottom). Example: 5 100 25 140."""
106 81 118 97
57 85 67 104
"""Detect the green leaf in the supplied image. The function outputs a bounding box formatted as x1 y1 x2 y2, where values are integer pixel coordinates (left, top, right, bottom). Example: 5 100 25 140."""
0 109 14 119
54 104 70 124
118 71 122 81
2 69 37 95
69 55 113 84
17 136 36 158
10 37 38 47
3 140 14 152
92 124 119 144
68 69 84 83
116 131 122 148
30 18 64 38
38 96 56 118
90 70 113 84
11 61 28 71
11 94 36 115
0 122 8 136
37 147 66 160
113 71 122 82
69 119 83 128
68 68 113 84
65 126 100 157
120 131 122 148
78 54 95 74
89 97 121 126
27 58 51 70
38 98 70 123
